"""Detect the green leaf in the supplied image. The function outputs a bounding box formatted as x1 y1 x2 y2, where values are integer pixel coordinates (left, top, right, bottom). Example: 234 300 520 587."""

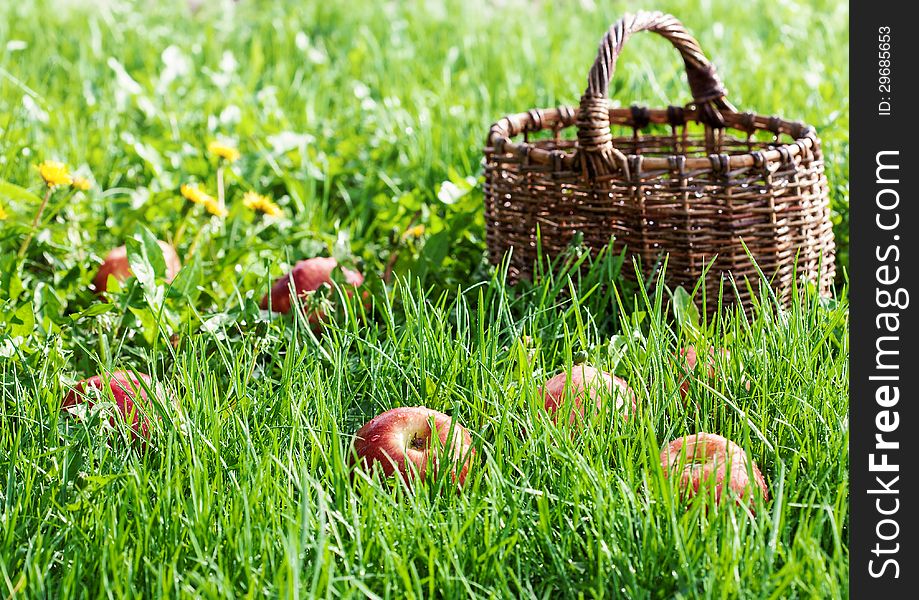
422 231 449 269
34 282 64 330
103 275 124 295
9 302 35 337
0 256 24 301
125 238 154 290
128 306 159 345
168 259 201 300
672 286 700 335
126 226 166 290
0 179 42 205
606 335 629 370
71 303 115 321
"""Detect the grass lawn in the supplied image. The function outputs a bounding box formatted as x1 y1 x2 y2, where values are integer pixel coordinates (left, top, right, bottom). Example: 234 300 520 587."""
1 0 849 597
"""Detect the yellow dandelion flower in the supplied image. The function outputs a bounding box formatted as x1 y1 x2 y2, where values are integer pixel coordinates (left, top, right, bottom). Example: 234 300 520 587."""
203 197 228 218
401 224 426 240
242 191 282 217
0 204 8 221
208 141 241 163
180 183 215 206
72 176 92 191
38 161 73 188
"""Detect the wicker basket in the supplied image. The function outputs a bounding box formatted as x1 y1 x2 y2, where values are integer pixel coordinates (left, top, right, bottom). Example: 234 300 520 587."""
484 11 835 309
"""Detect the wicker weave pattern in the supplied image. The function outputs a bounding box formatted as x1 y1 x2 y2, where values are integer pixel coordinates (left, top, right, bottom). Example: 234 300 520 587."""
483 12 835 309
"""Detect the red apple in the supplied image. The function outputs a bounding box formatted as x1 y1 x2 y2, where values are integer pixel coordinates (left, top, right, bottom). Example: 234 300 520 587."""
541 365 636 426
260 257 364 320
660 432 768 506
678 346 731 399
678 346 750 398
93 241 181 293
351 406 475 488
61 370 156 442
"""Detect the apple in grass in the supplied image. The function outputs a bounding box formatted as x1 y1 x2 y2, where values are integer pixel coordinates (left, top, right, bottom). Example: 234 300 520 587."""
351 407 475 488
260 257 364 322
93 241 181 293
541 365 637 426
677 346 748 399
61 370 157 443
660 432 768 507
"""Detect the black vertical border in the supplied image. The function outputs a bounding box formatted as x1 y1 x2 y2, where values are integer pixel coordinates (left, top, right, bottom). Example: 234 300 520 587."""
851 0 917 596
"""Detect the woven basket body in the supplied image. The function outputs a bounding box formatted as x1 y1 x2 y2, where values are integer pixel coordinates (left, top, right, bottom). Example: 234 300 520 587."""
484 12 835 308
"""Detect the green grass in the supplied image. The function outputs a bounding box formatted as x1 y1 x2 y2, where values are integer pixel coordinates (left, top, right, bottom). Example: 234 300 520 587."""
0 0 848 597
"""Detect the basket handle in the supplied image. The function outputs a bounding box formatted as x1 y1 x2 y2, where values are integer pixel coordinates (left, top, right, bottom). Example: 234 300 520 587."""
577 11 736 177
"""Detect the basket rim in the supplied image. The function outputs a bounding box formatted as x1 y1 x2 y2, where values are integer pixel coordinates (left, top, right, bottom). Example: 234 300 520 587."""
486 105 820 171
